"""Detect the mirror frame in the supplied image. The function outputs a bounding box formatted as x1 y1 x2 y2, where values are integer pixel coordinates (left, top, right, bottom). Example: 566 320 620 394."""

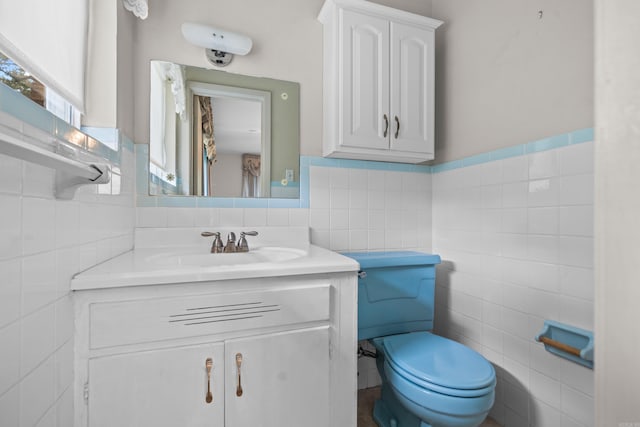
187 81 271 197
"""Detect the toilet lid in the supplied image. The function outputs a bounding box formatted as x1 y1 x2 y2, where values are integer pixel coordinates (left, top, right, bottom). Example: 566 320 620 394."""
383 332 495 392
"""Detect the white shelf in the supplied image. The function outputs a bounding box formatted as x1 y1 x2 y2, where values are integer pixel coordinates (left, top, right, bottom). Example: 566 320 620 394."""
0 126 111 199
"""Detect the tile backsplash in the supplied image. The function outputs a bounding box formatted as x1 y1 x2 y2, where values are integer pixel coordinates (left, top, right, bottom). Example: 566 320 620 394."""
135 151 434 254
0 109 135 426
308 165 432 252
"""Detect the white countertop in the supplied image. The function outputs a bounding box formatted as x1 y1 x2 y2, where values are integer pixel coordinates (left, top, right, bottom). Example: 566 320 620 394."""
71 227 359 291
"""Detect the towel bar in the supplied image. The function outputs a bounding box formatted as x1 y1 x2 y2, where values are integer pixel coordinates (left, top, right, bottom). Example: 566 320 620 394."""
0 126 111 199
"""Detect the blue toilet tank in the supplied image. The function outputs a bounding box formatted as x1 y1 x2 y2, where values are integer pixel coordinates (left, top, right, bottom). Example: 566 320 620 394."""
341 251 441 341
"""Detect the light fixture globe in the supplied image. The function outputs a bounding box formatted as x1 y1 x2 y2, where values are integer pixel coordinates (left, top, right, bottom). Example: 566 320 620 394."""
181 22 253 67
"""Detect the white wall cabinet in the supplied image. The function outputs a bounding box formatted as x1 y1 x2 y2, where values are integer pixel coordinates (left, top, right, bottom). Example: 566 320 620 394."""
319 0 443 163
74 275 356 427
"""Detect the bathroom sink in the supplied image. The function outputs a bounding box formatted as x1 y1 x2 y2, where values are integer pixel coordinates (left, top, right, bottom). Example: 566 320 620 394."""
146 246 308 268
70 227 360 290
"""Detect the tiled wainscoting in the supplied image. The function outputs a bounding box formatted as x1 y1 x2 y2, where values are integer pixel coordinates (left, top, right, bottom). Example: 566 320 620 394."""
0 110 593 427
136 154 434 256
432 137 594 427
0 109 136 426
307 163 432 253
134 132 595 427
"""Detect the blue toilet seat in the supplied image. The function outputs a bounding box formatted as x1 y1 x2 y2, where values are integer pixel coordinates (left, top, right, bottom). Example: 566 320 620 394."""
382 332 496 397
378 332 496 426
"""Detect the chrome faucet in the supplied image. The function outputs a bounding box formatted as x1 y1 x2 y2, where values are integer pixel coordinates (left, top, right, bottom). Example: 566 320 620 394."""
201 232 224 253
223 232 237 253
201 230 259 253
237 231 258 252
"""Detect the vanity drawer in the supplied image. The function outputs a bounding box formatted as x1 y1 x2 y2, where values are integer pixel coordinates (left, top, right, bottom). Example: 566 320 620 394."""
89 283 330 349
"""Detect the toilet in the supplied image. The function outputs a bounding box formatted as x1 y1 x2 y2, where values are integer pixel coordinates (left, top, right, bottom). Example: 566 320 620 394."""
343 251 496 427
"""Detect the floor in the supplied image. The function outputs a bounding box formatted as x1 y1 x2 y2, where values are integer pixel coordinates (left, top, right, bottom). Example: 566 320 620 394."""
357 387 502 427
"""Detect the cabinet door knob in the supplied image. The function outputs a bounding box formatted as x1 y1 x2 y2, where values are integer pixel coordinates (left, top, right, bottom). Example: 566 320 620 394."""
394 116 400 139
205 358 213 403
383 114 389 138
235 353 244 397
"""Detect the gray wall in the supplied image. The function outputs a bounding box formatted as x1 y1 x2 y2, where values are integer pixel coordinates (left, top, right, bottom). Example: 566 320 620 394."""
117 4 136 138
115 0 592 164
431 0 593 163
129 0 433 157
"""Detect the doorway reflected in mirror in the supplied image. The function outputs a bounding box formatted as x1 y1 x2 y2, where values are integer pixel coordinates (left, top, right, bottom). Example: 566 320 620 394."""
148 60 300 198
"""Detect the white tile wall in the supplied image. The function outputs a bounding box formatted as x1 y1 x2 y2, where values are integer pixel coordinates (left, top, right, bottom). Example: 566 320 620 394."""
0 63 599 427
136 206 310 229
306 165 433 389
308 166 432 253
432 142 594 427
0 135 135 426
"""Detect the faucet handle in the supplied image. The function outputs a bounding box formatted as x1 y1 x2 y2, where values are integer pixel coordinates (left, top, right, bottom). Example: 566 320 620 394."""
201 232 223 253
237 231 258 252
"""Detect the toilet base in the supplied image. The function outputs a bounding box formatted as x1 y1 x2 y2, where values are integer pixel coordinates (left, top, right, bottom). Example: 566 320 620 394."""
372 383 432 427
373 377 490 427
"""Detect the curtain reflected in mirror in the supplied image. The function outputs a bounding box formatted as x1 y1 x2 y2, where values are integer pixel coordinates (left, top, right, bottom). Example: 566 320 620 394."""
242 154 261 197
148 61 300 199
194 95 215 196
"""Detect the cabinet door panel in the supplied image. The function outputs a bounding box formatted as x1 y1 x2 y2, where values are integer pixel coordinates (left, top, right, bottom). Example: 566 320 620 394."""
225 327 330 427
88 343 224 427
390 22 434 154
340 9 389 150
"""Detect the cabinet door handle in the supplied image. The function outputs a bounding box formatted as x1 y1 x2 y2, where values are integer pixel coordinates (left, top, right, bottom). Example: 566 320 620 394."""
235 353 243 397
383 114 389 138
394 116 400 139
205 358 213 403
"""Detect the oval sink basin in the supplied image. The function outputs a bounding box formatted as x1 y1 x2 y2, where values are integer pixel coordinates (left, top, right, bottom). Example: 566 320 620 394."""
146 246 307 268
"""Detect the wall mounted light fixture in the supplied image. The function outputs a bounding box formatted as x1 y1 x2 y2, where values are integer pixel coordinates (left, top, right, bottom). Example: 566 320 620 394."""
181 22 253 67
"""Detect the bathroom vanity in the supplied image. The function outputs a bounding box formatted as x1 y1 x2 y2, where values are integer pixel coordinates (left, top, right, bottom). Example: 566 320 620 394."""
71 227 359 427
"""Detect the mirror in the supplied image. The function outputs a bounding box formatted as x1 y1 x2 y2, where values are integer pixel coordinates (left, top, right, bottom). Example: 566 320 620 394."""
149 60 300 198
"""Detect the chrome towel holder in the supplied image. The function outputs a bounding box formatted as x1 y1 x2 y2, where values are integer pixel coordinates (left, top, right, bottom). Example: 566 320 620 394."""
0 126 111 199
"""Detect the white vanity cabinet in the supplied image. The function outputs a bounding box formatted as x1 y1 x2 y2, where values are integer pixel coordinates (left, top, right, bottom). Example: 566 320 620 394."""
319 0 443 163
73 274 356 427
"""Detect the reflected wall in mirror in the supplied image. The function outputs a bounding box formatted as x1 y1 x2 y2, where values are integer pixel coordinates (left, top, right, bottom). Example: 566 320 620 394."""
149 61 300 198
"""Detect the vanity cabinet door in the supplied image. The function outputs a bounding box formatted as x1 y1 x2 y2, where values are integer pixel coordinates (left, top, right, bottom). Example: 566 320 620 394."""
87 343 224 427
225 326 330 427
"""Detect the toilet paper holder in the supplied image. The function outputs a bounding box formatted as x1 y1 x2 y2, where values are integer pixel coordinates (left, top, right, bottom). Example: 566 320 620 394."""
535 320 594 369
